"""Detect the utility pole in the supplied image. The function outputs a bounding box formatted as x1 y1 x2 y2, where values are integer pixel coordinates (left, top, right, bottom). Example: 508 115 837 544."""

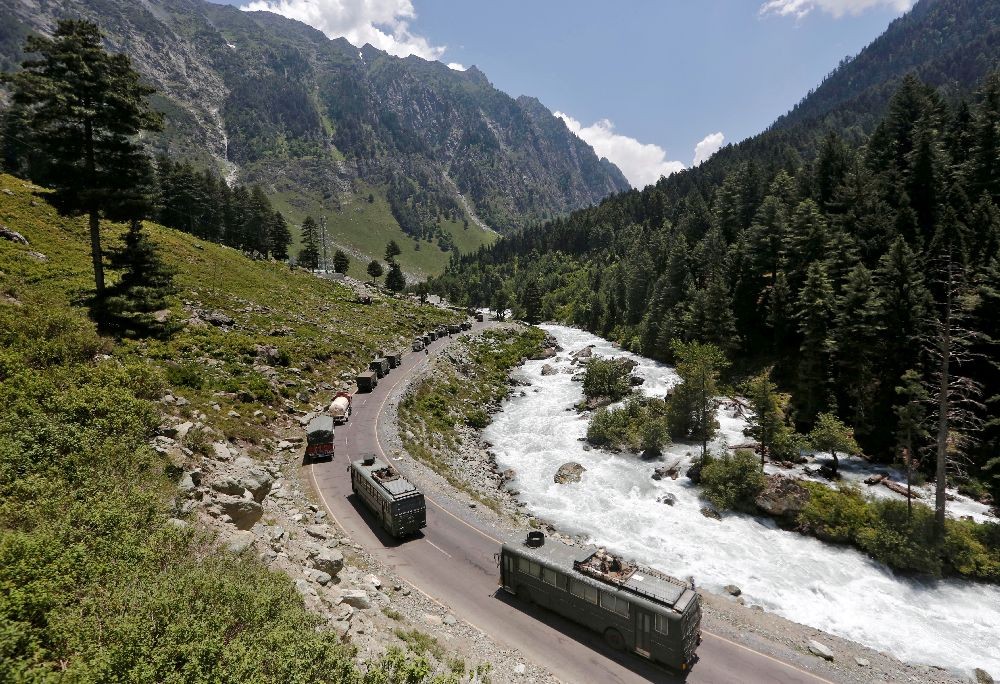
320 216 329 272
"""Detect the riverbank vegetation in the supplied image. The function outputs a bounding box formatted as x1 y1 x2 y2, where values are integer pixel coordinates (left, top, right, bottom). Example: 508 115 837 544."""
700 452 1000 582
399 328 545 511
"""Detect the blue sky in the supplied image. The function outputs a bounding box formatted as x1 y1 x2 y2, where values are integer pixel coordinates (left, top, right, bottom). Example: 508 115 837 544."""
222 0 915 187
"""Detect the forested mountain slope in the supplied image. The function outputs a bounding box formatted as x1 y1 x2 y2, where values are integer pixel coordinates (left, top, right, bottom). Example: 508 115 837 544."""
0 0 629 274
432 0 1000 501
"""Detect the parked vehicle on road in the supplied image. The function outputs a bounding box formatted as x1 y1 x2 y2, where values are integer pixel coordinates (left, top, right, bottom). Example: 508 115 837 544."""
499 533 701 672
412 338 425 351
349 455 426 537
387 350 403 368
305 414 335 462
329 391 352 424
476 312 485 322
428 330 438 341
448 323 461 335
460 321 472 331
357 370 378 392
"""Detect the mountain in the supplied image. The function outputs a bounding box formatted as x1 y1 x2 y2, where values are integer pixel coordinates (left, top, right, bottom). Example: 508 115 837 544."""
0 0 630 274
430 0 1000 494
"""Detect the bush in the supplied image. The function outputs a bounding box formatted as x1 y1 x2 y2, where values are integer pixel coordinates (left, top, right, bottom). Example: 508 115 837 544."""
700 450 766 513
582 357 633 402
797 482 872 544
586 396 669 455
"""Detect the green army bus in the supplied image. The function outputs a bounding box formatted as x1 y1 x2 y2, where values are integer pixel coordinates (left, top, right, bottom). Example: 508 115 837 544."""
499 533 701 672
349 456 426 537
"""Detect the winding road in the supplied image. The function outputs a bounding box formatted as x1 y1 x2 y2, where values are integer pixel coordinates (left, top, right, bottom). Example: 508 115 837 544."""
307 322 841 684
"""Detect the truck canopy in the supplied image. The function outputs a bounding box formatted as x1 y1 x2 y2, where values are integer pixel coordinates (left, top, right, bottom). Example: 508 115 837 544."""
306 415 335 443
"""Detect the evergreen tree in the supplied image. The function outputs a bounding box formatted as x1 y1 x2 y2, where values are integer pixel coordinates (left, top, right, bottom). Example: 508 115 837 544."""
385 260 406 292
522 281 543 325
101 222 177 338
5 20 163 296
895 369 930 519
384 239 402 264
298 216 320 270
794 261 836 422
833 263 883 441
268 210 291 260
743 367 801 466
366 259 384 284
332 249 350 274
665 340 728 458
808 412 860 476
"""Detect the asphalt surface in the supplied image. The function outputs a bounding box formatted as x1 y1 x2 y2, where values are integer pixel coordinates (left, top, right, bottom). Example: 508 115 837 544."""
308 321 839 684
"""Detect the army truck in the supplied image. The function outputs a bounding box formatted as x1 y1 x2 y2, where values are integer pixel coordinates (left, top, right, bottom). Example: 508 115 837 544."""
387 350 403 368
476 312 485 322
305 415 335 462
329 391 352 424
421 334 431 346
350 456 426 537
427 330 438 341
448 324 461 335
357 370 378 393
460 321 472 331
370 357 389 378
437 326 449 338
412 338 425 351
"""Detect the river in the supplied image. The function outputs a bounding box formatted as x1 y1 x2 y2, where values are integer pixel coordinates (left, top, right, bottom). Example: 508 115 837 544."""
483 324 1000 680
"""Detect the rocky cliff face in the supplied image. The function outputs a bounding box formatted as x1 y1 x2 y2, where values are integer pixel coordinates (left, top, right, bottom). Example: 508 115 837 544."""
1 0 630 235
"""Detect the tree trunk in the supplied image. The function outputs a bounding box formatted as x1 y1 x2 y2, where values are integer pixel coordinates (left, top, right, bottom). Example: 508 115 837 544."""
89 209 104 296
934 292 951 537
84 117 104 295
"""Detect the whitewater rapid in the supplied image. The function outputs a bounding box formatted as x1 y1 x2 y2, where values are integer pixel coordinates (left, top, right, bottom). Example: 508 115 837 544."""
483 324 1000 679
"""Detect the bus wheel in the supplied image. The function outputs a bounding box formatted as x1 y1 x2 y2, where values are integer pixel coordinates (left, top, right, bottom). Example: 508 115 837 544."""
604 628 625 651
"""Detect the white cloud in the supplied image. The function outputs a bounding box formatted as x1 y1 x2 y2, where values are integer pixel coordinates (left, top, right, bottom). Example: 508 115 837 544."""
693 132 725 166
759 0 914 19
555 112 685 189
447 62 466 71
240 0 445 60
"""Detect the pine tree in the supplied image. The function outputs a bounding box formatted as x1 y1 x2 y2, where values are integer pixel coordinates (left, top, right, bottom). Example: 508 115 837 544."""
665 340 728 458
101 221 177 338
808 412 860 476
268 210 291 260
299 216 320 270
895 369 930 520
743 367 801 466
794 261 836 422
385 261 406 292
384 239 402 264
522 281 543 325
833 263 883 441
332 249 350 274
6 20 163 296
366 259 384 284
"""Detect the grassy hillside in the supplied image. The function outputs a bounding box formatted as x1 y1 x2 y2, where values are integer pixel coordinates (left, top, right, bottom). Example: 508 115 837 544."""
271 181 496 281
0 173 461 680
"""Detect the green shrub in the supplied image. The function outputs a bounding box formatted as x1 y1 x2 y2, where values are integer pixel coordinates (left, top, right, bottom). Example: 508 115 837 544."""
586 396 669 455
465 409 489 430
797 482 872 544
700 450 766 513
164 360 206 389
582 357 633 402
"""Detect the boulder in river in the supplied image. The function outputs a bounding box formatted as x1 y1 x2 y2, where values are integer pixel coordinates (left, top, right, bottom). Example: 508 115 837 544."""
572 346 594 359
657 493 677 506
554 462 586 484
540 364 557 376
723 584 742 597
754 475 810 519
974 668 995 684
700 506 722 520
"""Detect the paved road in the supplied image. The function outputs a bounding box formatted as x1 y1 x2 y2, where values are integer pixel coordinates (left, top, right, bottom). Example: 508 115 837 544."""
308 323 837 684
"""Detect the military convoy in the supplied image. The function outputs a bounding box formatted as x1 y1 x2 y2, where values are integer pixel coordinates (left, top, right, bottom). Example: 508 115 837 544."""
350 455 427 537
357 370 378 393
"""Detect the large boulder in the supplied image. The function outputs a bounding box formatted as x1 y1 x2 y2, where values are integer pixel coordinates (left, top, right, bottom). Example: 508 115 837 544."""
216 495 263 530
540 364 557 376
0 227 28 244
338 589 372 609
754 475 810 518
311 548 345 577
554 462 586 484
